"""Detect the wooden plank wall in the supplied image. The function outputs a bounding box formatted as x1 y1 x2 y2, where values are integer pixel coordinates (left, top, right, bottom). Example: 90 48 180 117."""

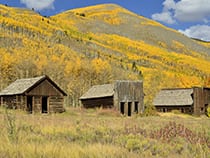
81 97 113 109
34 96 42 113
204 88 210 105
193 88 205 115
27 80 63 96
156 106 193 114
114 81 144 115
0 95 65 113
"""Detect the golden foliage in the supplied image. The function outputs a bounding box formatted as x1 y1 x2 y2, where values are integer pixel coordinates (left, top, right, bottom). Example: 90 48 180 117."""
0 4 210 106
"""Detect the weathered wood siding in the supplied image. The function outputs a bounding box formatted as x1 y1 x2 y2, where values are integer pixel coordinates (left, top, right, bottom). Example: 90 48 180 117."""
0 76 66 114
33 96 42 113
1 96 16 109
81 96 113 108
12 95 26 110
114 81 144 115
193 87 210 115
26 79 66 113
27 80 63 96
204 88 210 105
1 92 65 114
49 96 65 113
203 88 210 114
156 106 193 114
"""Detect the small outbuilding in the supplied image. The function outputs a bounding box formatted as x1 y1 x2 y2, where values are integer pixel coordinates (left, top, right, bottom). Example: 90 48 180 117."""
0 75 67 113
153 87 210 116
80 80 144 116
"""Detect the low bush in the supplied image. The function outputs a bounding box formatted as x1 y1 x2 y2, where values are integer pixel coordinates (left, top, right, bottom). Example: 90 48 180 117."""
171 110 182 114
141 101 158 117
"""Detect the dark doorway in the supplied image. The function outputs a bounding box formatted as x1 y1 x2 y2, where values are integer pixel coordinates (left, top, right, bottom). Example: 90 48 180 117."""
163 108 166 112
128 102 132 116
42 96 48 113
120 102 125 114
27 96 33 114
181 108 184 113
134 102 138 113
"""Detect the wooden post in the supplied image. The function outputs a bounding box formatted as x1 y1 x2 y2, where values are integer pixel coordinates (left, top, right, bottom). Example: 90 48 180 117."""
124 102 128 116
32 96 34 114
132 102 135 114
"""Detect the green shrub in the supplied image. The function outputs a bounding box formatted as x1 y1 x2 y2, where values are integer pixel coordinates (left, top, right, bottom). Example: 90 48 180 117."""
171 110 182 114
141 101 158 117
126 138 141 152
4 108 18 143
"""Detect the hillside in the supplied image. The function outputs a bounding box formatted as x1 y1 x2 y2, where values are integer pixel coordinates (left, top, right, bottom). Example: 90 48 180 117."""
0 4 210 106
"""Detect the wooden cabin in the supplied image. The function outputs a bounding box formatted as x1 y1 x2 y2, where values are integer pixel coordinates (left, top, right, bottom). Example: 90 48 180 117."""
80 80 144 116
0 75 67 113
153 87 210 116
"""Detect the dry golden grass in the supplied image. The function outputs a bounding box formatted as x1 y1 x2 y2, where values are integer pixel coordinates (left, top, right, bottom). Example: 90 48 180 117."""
0 107 209 158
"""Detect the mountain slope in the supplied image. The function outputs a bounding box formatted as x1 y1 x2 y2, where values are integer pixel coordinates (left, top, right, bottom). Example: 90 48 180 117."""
0 4 210 106
53 4 210 56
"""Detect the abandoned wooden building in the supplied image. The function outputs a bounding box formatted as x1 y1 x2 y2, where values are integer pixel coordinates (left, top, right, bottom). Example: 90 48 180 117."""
153 87 210 115
0 75 67 113
80 80 144 116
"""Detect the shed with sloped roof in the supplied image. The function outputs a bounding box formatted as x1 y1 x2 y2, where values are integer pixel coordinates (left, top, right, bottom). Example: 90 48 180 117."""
153 87 210 115
80 80 144 116
0 75 67 113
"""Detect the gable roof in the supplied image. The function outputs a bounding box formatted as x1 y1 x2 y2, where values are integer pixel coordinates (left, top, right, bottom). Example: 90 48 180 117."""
153 88 193 106
80 84 114 100
0 75 67 96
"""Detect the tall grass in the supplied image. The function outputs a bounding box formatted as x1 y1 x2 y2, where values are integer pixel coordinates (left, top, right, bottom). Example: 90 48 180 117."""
0 107 209 158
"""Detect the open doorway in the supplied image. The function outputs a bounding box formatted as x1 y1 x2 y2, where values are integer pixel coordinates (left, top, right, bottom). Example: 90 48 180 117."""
134 102 138 113
163 108 166 112
27 96 33 114
42 96 48 113
128 102 132 116
120 102 125 115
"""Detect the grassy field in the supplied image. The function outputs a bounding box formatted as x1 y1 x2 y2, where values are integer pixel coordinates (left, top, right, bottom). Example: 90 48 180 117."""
0 107 209 158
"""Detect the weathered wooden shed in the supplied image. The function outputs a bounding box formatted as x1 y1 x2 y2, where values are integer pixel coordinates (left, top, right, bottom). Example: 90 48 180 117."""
0 75 67 113
80 80 144 116
153 87 210 115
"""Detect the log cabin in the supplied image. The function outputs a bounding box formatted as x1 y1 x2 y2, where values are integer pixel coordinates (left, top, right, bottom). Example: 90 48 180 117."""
0 75 67 113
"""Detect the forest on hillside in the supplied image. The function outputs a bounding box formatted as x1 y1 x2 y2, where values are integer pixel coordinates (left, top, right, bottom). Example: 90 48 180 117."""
0 4 210 107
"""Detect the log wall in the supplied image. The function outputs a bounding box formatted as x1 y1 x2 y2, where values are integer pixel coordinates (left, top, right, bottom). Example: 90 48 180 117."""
49 96 65 113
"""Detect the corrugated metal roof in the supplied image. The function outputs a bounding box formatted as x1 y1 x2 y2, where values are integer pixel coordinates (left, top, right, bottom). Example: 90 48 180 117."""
80 84 114 100
153 88 193 106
